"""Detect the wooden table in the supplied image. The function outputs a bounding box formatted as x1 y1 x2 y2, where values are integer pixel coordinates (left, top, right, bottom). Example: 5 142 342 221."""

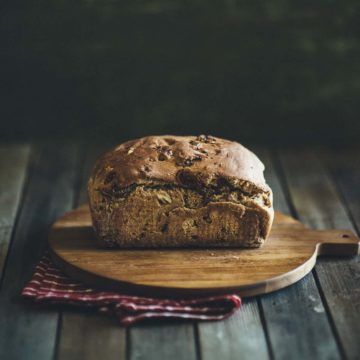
0 143 359 360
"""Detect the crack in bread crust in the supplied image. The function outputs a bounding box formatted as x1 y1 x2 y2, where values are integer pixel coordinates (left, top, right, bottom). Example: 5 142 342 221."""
94 180 272 209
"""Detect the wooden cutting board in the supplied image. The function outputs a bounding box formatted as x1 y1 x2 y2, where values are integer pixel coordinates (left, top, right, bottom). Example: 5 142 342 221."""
48 204 359 297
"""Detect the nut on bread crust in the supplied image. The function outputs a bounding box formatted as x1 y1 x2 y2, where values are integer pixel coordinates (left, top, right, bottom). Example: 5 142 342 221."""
88 135 274 248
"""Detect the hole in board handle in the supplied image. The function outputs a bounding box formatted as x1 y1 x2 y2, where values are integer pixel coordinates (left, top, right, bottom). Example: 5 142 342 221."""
342 234 350 238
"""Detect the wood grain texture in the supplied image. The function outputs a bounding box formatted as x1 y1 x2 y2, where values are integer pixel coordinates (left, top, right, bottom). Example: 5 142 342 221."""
198 300 270 360
279 148 360 360
0 144 79 360
326 148 360 232
75 144 111 206
1 142 358 360
129 323 197 360
256 148 342 360
58 312 126 360
48 205 358 297
0 144 30 279
57 144 127 360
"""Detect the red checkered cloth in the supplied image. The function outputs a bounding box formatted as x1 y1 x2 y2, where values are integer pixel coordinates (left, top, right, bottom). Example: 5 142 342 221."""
22 255 241 326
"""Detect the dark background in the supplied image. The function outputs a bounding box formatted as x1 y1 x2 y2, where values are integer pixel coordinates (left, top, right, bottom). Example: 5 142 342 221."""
1 0 360 145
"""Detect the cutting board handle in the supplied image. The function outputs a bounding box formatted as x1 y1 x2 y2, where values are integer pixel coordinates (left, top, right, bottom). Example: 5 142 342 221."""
312 229 360 256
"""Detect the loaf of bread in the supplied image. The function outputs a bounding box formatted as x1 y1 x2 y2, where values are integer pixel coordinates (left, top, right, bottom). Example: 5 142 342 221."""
88 135 274 248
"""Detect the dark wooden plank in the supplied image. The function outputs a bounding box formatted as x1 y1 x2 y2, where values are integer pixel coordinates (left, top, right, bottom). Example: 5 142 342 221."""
198 300 269 360
322 147 360 360
0 144 79 360
278 148 360 360
129 323 197 360
58 312 126 360
57 143 126 360
255 148 341 360
257 148 291 216
76 143 111 205
0 144 30 279
195 145 271 360
326 147 360 232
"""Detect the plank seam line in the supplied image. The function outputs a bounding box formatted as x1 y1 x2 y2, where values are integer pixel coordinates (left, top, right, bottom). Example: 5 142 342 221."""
272 149 298 219
125 326 131 360
73 144 87 209
0 145 33 289
194 322 203 360
326 165 359 236
53 311 63 360
312 268 347 360
257 298 274 360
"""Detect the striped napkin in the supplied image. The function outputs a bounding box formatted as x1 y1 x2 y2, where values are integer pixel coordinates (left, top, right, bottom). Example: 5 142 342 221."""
22 255 241 325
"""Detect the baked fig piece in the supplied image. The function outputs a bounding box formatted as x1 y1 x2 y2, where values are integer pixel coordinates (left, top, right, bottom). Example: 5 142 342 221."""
88 135 274 248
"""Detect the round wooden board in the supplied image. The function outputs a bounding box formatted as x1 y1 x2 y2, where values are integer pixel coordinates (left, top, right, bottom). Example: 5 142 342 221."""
48 205 359 297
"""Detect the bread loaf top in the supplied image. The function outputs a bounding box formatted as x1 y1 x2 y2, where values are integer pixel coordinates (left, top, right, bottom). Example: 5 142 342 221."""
88 135 271 199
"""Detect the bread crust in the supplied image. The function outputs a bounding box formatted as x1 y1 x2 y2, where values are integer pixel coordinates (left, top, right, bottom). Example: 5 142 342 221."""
88 135 274 248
